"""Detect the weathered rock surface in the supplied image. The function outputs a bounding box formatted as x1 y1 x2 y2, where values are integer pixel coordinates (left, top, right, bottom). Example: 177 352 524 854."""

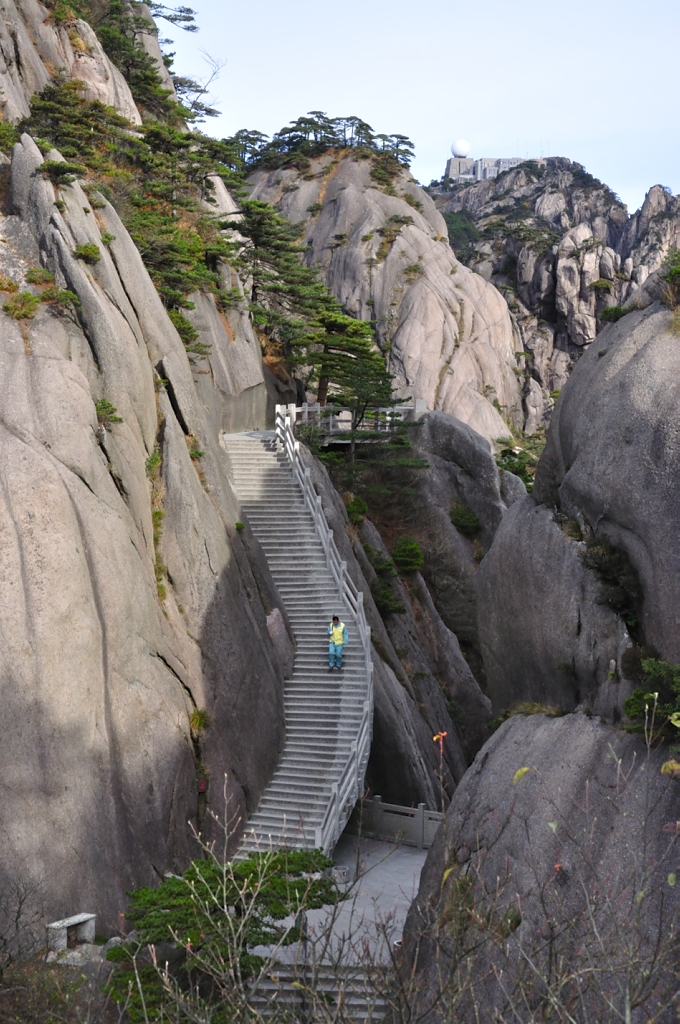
477 497 629 717
379 411 523 686
400 712 679 1023
477 304 680 717
534 304 680 663
434 160 680 429
249 154 524 443
0 135 288 927
0 0 141 122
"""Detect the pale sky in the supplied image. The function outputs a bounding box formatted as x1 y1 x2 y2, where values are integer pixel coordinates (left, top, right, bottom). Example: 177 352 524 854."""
166 0 678 214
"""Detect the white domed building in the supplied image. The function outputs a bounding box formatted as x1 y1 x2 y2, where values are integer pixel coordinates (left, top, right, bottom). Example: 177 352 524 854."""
444 137 544 184
445 139 475 181
451 139 470 158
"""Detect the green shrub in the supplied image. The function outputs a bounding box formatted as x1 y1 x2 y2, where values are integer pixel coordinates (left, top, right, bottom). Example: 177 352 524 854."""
376 215 413 263
364 543 396 576
25 267 54 284
73 242 101 264
600 305 627 322
100 232 116 246
404 262 423 283
215 286 242 309
0 275 19 292
106 848 338 1020
581 536 641 634
168 309 210 354
41 286 80 309
189 445 204 460
307 202 322 215
661 247 680 305
450 502 481 536
0 120 18 153
40 159 86 183
446 699 465 725
588 278 613 291
495 445 537 491
235 521 244 531
370 164 394 189
145 447 161 477
371 577 406 615
403 192 423 212
52 1 78 22
3 291 40 319
168 308 198 345
391 535 424 574
95 398 122 423
346 495 368 524
623 658 680 739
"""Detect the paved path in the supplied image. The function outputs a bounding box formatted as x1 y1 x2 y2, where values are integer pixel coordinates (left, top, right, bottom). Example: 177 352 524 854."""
256 835 427 967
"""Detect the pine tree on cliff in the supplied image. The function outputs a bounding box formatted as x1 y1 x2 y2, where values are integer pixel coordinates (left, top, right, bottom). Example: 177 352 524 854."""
312 310 396 461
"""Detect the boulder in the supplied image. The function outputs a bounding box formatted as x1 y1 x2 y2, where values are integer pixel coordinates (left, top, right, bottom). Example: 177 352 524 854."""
477 303 680 719
476 497 629 717
400 713 679 1023
535 304 680 663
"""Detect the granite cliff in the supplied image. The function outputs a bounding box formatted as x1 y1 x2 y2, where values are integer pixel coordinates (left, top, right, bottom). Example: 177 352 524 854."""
0 2 676 999
433 159 680 429
248 153 525 444
398 298 679 1023
0 0 497 927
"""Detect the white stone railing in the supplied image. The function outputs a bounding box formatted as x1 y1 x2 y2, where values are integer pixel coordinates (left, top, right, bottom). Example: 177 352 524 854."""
345 796 443 849
275 404 374 853
291 399 426 435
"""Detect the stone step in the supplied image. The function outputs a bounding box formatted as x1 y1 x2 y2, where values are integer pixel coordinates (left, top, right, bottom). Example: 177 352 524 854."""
225 430 369 857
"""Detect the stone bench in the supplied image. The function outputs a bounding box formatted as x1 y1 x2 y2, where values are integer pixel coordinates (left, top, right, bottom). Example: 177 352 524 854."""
46 913 96 951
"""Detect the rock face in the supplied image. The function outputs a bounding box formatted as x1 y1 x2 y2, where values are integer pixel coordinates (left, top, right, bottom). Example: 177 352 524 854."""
298 446 473 807
379 410 523 686
476 304 680 717
534 304 680 663
400 712 679 1023
433 160 680 430
0 135 289 927
248 154 524 443
0 0 141 123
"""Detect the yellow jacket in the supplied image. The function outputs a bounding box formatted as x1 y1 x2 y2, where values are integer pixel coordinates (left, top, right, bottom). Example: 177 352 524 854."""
328 621 348 645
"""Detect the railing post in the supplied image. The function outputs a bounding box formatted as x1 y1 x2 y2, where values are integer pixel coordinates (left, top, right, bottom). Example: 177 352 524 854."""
331 783 339 847
315 826 322 849
351 741 358 797
416 803 425 850
372 794 382 837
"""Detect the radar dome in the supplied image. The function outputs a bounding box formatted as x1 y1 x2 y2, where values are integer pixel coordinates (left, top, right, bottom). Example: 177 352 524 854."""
451 139 470 158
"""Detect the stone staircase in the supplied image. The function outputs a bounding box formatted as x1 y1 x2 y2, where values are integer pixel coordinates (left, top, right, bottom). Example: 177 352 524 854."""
248 962 389 1022
223 426 372 855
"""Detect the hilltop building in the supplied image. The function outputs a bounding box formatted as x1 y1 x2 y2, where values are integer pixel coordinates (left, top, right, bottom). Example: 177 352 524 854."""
444 141 545 183
445 155 545 183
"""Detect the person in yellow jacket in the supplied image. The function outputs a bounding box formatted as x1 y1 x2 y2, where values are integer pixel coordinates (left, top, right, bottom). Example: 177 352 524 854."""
328 615 348 670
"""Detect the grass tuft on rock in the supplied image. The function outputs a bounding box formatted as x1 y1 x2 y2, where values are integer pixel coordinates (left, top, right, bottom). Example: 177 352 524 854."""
3 291 40 319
